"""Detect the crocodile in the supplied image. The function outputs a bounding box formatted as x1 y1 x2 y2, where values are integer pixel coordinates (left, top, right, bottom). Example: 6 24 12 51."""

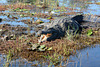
36 14 100 43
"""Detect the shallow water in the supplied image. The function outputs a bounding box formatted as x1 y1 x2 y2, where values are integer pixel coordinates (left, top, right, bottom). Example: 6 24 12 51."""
31 0 100 15
59 0 100 15
0 21 28 27
0 0 7 4
67 45 100 67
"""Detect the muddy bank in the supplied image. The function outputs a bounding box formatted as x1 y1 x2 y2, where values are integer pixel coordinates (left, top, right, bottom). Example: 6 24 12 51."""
0 11 100 62
0 26 99 61
0 0 100 66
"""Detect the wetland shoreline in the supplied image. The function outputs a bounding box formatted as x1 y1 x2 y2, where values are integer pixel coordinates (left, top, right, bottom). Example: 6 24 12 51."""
0 0 100 66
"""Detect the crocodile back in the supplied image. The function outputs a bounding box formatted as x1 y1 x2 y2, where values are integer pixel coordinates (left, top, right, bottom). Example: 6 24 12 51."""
83 14 100 23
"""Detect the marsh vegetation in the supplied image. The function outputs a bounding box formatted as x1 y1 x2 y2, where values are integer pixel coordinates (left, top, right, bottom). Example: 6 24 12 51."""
0 0 100 67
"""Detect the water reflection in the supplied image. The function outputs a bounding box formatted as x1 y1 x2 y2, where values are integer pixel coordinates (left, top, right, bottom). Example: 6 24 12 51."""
67 45 100 67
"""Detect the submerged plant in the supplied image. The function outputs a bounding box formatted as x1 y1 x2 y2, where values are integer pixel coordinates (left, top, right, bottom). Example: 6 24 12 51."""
6 50 12 62
3 50 13 67
42 53 61 65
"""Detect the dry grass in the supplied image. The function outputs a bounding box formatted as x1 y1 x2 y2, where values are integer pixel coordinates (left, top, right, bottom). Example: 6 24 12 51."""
95 2 100 5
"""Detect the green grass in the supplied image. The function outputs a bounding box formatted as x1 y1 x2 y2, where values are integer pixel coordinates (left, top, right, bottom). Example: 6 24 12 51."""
42 53 61 65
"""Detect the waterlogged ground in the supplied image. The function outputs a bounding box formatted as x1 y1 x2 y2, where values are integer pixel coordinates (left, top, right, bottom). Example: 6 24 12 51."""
0 0 100 67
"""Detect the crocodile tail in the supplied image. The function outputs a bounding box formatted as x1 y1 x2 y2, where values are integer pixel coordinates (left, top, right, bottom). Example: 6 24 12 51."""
83 14 100 23
72 14 100 23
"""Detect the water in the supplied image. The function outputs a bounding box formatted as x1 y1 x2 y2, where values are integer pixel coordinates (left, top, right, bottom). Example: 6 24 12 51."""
29 0 100 15
0 0 7 4
83 4 100 15
0 15 28 27
67 45 100 67
0 13 50 27
0 21 28 27
59 0 100 15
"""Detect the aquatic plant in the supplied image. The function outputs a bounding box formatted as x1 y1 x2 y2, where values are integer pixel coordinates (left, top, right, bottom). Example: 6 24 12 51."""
3 50 14 67
6 50 12 62
30 43 52 51
47 16 52 19
87 29 93 36
42 53 61 65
